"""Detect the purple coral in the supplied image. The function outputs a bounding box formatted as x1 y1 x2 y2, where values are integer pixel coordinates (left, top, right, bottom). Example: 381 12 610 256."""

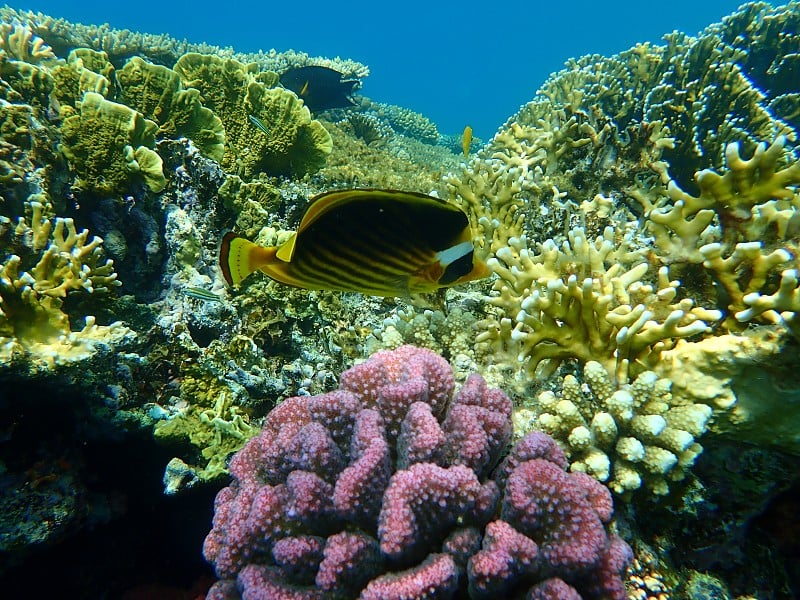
203 345 631 599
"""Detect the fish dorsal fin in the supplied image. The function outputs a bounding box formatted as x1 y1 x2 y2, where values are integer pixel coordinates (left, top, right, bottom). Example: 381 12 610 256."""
297 189 463 234
275 232 298 262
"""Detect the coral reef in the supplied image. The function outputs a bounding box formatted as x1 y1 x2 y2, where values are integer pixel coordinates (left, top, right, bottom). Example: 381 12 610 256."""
443 0 800 403
475 227 720 384
0 6 370 83
525 361 713 497
117 56 225 163
0 197 130 370
173 52 332 178
364 101 440 145
0 2 797 597
60 91 166 195
203 346 631 599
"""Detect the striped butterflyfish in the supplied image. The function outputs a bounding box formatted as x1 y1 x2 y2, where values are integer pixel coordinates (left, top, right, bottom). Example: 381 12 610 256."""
219 188 490 296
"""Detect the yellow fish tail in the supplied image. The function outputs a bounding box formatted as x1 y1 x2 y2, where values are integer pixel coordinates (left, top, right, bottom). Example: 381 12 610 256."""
219 232 275 287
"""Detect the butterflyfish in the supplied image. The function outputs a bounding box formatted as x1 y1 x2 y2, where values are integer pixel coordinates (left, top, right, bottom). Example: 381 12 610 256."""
462 125 473 157
219 188 490 296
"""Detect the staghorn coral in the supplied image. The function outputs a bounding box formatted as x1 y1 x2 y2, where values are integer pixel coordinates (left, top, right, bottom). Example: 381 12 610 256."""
173 52 332 178
202 346 631 599
525 361 713 498
59 91 166 195
0 198 129 369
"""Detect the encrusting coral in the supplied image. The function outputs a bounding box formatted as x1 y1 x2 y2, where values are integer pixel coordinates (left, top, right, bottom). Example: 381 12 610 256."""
203 345 631 599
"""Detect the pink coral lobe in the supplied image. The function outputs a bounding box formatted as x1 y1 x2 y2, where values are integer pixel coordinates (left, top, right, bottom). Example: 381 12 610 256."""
202 345 632 599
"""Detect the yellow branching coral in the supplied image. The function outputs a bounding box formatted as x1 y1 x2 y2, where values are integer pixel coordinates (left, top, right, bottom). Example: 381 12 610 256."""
476 227 720 383
646 137 800 254
524 361 713 498
0 199 129 368
60 91 166 194
637 137 800 327
0 21 56 65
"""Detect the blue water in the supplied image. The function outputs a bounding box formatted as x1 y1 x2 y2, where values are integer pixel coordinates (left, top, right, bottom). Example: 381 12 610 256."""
15 1 768 142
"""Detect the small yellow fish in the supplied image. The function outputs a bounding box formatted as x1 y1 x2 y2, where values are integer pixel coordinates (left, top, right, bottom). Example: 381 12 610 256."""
462 125 473 157
219 189 490 296
299 80 310 96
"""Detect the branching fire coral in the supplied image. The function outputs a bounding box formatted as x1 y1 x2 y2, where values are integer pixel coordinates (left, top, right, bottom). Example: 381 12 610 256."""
0 199 129 369
475 227 721 384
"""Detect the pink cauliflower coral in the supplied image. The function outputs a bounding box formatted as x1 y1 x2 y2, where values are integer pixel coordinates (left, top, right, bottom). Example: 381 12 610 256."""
203 345 631 599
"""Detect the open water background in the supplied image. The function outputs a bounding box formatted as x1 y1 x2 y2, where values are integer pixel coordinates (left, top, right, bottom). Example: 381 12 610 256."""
15 0 761 139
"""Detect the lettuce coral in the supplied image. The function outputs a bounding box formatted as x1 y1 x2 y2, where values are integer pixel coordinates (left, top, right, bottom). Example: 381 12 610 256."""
117 56 225 162
49 48 113 111
173 52 332 178
59 91 166 194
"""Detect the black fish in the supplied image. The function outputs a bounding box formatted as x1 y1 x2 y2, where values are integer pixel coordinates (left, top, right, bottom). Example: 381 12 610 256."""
279 65 359 112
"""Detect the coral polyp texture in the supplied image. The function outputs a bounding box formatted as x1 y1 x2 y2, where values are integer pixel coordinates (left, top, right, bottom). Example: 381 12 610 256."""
442 0 800 397
173 52 332 178
475 227 721 384
59 91 167 195
202 345 631 599
527 361 713 497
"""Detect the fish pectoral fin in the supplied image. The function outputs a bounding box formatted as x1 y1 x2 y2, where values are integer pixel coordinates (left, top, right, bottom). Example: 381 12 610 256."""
275 232 297 262
406 265 443 294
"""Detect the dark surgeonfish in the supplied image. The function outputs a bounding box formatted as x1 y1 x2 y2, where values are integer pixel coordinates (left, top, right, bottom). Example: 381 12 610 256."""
279 65 359 112
219 188 490 296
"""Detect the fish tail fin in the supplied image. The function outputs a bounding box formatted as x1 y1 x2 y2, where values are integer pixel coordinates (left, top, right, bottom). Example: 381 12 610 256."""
219 232 272 287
